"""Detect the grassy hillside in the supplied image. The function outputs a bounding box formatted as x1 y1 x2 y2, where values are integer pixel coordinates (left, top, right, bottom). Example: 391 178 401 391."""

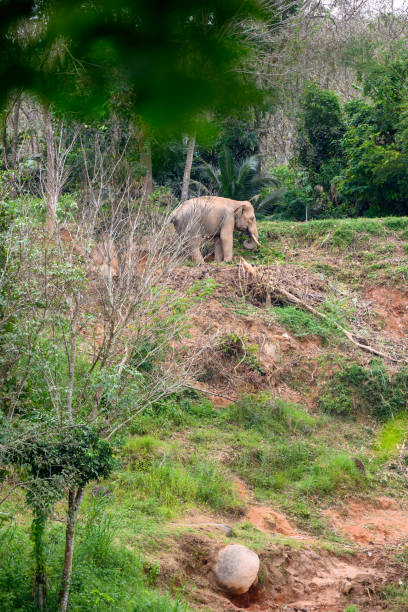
1 217 408 611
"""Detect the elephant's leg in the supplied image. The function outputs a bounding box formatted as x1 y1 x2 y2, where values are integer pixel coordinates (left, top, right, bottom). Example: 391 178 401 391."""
191 237 205 264
214 237 223 262
220 224 234 262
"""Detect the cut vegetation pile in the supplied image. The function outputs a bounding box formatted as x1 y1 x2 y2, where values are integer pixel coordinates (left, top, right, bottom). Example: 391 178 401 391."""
239 258 402 363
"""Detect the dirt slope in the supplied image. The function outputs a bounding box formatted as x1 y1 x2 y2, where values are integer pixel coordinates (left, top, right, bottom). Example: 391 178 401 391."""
152 222 408 611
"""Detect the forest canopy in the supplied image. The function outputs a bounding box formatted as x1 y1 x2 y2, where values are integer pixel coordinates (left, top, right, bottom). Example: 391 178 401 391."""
2 0 408 217
0 0 271 133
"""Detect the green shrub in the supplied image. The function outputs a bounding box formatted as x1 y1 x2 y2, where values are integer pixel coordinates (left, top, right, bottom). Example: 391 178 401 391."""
321 361 408 420
217 333 266 375
261 165 313 220
0 523 33 610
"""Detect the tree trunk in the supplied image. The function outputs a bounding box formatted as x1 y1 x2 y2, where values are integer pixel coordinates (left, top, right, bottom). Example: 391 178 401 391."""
11 95 21 169
58 487 84 612
2 119 8 170
141 140 153 200
138 126 153 200
43 107 58 234
180 133 196 202
32 510 48 612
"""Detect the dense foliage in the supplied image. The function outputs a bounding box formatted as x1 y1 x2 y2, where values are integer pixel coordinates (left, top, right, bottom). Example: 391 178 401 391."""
0 0 267 134
290 54 408 218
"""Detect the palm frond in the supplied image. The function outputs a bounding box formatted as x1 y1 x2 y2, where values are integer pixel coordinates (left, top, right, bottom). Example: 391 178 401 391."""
249 175 279 190
219 148 236 197
254 188 286 214
196 148 280 203
188 179 211 195
198 160 222 192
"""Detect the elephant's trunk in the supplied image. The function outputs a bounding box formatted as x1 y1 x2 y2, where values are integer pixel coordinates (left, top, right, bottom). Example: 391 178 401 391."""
243 228 260 250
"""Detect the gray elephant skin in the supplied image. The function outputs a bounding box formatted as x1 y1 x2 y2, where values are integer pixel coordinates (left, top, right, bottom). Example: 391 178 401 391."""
170 196 260 263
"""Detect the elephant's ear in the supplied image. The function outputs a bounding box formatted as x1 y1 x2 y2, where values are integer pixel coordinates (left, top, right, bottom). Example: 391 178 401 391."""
234 203 252 218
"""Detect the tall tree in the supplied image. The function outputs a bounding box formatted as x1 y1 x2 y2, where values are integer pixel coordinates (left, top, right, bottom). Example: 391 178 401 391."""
181 133 196 201
42 108 79 234
10 92 21 169
42 106 57 233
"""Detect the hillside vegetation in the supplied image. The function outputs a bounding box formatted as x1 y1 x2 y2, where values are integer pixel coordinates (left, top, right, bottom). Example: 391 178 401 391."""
1 216 408 611
3 3 408 610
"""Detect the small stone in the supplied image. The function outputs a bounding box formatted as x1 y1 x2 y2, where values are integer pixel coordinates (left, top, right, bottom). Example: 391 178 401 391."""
214 544 259 595
217 524 233 537
262 341 281 362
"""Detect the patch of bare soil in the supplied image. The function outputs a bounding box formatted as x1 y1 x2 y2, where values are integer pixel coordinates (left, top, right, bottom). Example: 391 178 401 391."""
171 263 327 307
247 507 298 538
162 493 408 611
324 496 408 546
172 264 406 406
159 529 406 611
178 278 325 401
365 286 408 341
233 477 253 503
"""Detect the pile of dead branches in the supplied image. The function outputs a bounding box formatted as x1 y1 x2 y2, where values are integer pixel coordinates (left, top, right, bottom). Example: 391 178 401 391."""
237 259 326 308
239 258 400 363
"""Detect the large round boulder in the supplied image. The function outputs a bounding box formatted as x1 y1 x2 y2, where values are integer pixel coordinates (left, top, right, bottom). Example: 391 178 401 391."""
214 544 259 595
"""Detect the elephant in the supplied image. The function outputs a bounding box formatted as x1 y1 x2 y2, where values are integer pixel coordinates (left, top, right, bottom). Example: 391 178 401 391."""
170 196 260 263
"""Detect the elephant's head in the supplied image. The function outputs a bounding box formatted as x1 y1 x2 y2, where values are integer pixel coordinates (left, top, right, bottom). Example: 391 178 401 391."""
234 202 260 250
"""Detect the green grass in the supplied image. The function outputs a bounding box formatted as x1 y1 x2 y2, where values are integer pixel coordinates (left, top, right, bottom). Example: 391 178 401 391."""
115 437 243 517
0 504 192 612
221 393 317 434
273 305 342 342
0 388 403 609
233 436 364 498
375 417 408 459
238 217 408 282
259 216 408 248
111 392 381 543
380 582 408 611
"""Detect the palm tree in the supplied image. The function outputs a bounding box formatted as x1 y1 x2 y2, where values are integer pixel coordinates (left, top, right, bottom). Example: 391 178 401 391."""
197 147 281 212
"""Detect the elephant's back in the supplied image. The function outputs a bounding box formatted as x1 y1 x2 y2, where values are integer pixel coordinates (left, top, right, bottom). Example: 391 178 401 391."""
171 196 231 234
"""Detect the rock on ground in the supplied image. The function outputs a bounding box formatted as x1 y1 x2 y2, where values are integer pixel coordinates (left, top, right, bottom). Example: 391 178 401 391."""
214 544 259 595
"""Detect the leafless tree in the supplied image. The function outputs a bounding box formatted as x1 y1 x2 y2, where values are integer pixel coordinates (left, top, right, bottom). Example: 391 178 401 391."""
137 123 154 201
41 106 80 234
0 135 206 609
